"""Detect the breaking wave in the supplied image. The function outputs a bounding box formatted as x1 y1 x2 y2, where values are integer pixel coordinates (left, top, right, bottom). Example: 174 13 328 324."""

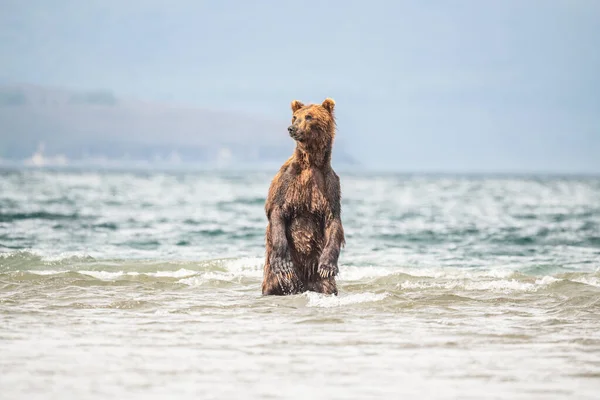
2 251 599 312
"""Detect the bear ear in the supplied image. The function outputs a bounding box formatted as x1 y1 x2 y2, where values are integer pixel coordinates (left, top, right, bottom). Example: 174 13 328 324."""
321 98 335 114
291 100 304 113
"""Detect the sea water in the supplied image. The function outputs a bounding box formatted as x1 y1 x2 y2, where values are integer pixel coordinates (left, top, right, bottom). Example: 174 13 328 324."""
1 169 599 399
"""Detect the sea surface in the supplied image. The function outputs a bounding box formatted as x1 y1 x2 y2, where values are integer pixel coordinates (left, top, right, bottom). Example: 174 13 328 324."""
1 169 600 399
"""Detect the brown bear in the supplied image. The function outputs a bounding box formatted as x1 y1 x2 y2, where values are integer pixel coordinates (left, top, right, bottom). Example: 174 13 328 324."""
261 98 345 296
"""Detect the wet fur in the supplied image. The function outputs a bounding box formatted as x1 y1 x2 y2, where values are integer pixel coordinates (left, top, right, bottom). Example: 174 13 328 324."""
262 98 345 296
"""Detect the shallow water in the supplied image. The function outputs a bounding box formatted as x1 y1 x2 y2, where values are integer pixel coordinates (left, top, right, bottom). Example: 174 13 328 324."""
1 169 600 399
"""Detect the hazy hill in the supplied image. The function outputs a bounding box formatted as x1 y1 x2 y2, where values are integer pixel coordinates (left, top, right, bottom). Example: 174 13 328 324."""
0 85 359 169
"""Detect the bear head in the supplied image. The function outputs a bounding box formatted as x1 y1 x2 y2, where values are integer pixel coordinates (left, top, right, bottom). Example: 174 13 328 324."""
287 98 336 150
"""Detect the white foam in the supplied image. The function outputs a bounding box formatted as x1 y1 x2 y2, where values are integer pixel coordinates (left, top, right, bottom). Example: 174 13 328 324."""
4 250 95 263
464 279 537 292
397 275 560 293
173 257 265 286
535 276 562 285
80 269 203 280
79 270 127 280
338 265 519 282
24 269 201 280
304 291 388 308
150 268 197 278
178 272 236 286
221 257 264 278
173 257 265 284
572 277 600 288
25 269 65 275
40 251 94 263
177 276 206 286
337 265 397 281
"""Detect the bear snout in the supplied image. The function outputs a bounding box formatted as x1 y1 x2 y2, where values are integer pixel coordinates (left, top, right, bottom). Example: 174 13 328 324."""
288 125 302 141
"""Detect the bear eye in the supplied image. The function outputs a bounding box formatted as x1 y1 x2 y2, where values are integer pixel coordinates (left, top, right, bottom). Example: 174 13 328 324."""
305 115 312 121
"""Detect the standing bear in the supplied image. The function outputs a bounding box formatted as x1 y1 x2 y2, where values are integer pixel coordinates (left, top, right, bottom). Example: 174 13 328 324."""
262 98 345 296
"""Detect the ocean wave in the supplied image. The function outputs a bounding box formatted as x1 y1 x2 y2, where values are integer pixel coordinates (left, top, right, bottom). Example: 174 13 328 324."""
304 291 389 308
0 250 242 272
0 250 95 263
338 265 540 282
396 276 562 293
74 268 200 280
572 276 600 288
177 258 265 286
2 252 599 298
0 211 82 223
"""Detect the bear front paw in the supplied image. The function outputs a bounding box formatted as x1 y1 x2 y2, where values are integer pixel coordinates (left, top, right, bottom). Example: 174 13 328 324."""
271 253 294 277
270 252 300 291
317 260 338 278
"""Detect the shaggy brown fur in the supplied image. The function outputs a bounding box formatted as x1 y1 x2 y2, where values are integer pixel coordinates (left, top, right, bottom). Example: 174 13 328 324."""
261 98 345 296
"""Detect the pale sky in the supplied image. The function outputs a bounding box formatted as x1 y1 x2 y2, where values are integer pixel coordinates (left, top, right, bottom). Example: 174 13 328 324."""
1 0 599 173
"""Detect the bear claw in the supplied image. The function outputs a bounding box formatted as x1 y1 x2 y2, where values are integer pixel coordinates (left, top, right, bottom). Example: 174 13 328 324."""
317 262 338 279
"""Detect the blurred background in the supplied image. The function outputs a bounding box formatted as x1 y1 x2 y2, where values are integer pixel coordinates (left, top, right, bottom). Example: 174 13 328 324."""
1 0 599 174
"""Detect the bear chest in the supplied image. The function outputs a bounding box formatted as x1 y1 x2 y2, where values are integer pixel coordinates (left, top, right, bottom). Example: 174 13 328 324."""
284 169 328 215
